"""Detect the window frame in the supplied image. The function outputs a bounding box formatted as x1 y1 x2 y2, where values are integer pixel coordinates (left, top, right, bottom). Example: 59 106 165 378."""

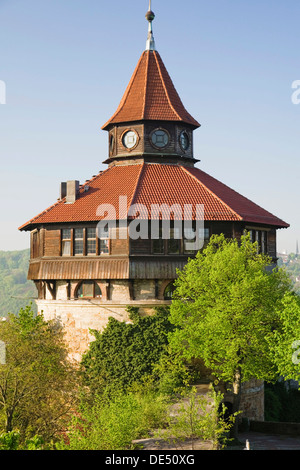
86 227 97 256
247 228 268 254
61 228 72 256
60 226 110 257
76 280 102 299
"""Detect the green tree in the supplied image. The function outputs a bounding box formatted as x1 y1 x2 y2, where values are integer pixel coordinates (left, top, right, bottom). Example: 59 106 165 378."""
0 305 78 444
267 291 300 382
168 234 294 437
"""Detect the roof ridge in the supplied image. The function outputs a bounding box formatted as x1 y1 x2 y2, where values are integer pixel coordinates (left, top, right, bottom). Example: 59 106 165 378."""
142 51 150 120
181 166 242 221
129 162 145 209
153 51 182 122
187 167 289 224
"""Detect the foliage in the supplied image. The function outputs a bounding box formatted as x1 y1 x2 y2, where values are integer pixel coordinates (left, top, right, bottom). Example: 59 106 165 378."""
265 381 300 423
155 387 236 450
0 249 37 317
169 234 292 383
0 305 78 444
278 253 300 295
57 387 170 450
151 349 199 396
0 430 47 450
168 234 294 435
267 291 300 382
81 306 175 395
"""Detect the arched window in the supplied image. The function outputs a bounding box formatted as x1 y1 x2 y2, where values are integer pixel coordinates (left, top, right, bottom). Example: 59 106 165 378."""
76 281 102 299
164 282 176 300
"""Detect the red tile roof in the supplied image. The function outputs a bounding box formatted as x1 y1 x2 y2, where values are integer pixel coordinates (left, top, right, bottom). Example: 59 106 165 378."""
19 163 289 230
102 50 200 130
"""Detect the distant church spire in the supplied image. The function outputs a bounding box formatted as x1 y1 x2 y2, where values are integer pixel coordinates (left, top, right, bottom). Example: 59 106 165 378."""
145 0 156 51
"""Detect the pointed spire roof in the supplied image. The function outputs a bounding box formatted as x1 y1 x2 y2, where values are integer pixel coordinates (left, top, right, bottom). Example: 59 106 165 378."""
102 2 200 131
102 50 200 130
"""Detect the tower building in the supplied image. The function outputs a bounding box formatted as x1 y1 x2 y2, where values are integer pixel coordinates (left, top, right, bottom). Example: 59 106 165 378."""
19 3 289 419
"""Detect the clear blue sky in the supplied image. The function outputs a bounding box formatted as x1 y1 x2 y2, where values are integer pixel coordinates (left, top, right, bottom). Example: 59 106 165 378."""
0 0 299 253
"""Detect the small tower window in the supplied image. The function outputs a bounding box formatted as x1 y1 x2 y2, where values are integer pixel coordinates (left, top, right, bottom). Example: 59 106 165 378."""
179 131 189 151
122 130 138 149
150 129 169 149
76 281 102 299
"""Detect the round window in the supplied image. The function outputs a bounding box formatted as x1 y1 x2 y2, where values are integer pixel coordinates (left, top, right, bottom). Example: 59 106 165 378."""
122 130 138 149
151 129 169 149
179 131 189 151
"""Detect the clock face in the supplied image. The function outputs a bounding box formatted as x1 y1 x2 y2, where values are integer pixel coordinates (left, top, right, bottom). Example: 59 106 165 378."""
151 129 169 149
179 131 189 151
122 130 138 149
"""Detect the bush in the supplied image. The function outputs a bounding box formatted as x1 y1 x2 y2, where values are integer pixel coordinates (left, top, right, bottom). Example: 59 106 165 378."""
0 431 46 450
265 381 300 422
155 387 236 450
58 388 170 450
81 306 175 395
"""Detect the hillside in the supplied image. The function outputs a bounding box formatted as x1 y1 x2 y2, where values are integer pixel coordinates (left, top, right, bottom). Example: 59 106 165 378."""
0 249 37 317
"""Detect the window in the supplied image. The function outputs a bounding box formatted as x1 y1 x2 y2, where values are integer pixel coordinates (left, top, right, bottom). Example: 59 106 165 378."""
87 228 97 255
248 229 268 254
151 129 169 149
99 225 109 254
261 231 267 254
179 131 189 151
153 225 164 254
184 227 210 254
122 130 138 149
60 226 111 257
184 227 196 254
167 227 181 254
76 281 102 299
74 228 84 255
62 229 71 256
164 282 176 300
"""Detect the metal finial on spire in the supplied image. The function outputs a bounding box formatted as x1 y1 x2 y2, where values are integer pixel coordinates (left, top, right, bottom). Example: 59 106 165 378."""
145 0 156 51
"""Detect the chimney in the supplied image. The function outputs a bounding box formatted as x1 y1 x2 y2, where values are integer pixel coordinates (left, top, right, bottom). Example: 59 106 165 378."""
65 180 80 204
60 182 67 199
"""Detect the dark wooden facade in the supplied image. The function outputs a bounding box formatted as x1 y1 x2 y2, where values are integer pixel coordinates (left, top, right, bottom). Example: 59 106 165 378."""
28 220 278 304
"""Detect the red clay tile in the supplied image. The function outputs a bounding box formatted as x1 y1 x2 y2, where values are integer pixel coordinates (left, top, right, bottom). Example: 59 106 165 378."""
102 51 200 130
19 163 289 230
